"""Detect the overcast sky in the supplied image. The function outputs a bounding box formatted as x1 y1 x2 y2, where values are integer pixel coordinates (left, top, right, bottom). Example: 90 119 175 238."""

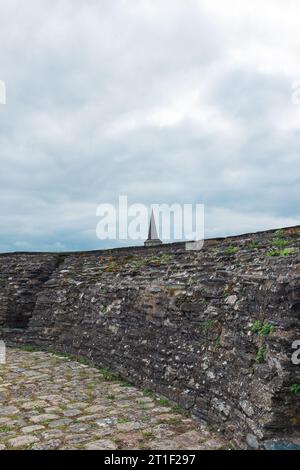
0 0 299 252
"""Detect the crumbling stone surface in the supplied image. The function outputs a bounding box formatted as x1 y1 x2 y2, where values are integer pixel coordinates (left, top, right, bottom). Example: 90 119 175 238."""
0 253 62 328
0 226 300 448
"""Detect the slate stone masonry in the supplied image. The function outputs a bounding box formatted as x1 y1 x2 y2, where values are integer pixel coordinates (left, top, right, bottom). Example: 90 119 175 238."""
0 253 62 328
0 226 299 449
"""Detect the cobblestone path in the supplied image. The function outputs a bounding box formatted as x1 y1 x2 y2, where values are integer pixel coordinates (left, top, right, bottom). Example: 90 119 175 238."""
0 348 229 450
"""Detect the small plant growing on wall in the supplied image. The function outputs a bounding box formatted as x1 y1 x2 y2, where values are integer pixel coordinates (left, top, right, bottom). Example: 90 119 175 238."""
160 254 174 263
251 320 274 364
290 384 300 397
248 241 259 250
272 237 289 248
251 320 274 337
266 248 296 257
255 346 267 363
225 246 239 255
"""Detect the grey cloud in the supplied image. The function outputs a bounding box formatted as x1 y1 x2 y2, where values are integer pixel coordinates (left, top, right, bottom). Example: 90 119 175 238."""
0 0 299 252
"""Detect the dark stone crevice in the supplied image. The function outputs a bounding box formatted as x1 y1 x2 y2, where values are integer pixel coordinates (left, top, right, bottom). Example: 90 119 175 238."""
0 254 66 329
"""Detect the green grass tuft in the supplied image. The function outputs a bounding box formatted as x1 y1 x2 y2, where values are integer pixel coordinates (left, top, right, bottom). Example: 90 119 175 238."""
290 384 300 397
251 320 274 337
225 246 239 254
267 248 296 257
255 346 267 363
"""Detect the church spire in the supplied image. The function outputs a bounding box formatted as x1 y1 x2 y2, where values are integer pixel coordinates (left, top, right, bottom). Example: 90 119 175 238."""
144 210 162 247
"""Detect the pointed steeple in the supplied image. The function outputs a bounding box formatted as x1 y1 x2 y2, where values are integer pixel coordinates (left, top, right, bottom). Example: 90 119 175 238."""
144 210 162 247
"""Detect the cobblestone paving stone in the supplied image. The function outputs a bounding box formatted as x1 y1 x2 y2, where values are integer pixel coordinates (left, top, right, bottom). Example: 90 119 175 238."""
0 348 230 450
